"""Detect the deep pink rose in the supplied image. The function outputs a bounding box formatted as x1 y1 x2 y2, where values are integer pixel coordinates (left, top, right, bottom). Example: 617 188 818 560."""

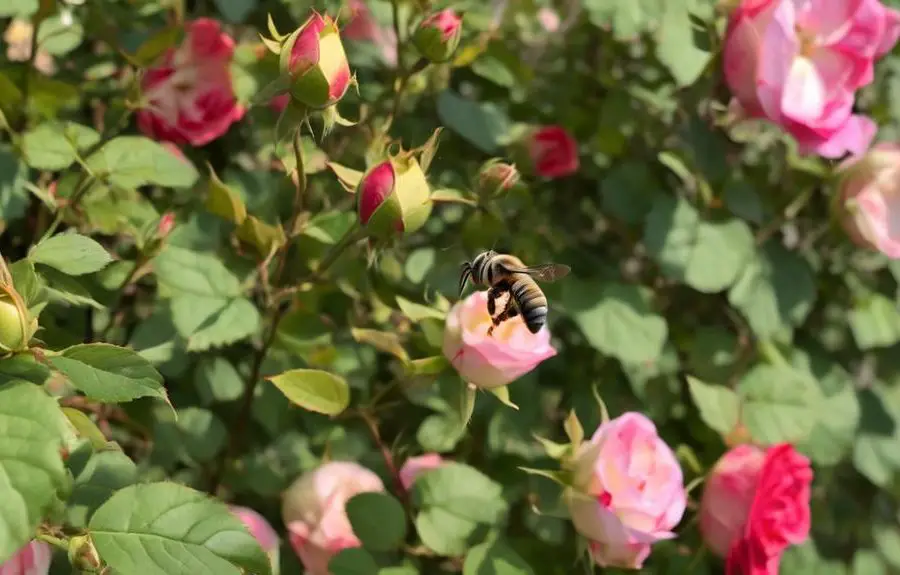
282 12 352 110
524 126 579 178
699 443 812 575
137 18 244 146
443 290 557 389
399 453 445 490
565 413 687 569
230 505 280 574
835 143 900 258
0 540 51 575
282 461 385 575
354 156 432 237
723 0 900 158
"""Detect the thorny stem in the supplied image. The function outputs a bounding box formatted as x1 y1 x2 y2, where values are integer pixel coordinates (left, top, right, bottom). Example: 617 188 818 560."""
359 410 412 513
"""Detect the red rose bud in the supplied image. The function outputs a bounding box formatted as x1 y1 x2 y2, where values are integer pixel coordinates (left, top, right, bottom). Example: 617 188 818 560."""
513 125 579 179
279 12 352 110
413 9 462 63
157 212 176 239
476 159 521 198
357 155 432 238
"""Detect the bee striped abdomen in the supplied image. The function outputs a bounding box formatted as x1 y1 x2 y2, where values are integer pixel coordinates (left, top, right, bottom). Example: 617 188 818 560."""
510 275 548 334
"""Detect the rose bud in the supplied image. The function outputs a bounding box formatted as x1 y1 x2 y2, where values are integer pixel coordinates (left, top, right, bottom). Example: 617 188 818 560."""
356 155 432 238
399 453 445 490
137 18 245 147
0 540 51 575
443 290 556 389
700 443 812 574
512 125 579 179
835 143 900 258
282 461 385 575
475 159 521 198
279 12 352 110
230 505 280 575
412 9 463 64
565 413 686 569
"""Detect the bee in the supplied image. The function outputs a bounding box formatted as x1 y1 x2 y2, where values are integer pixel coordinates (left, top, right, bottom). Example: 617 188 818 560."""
459 250 570 336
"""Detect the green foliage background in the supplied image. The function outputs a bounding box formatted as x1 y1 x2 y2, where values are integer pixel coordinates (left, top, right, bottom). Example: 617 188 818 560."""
0 0 899 573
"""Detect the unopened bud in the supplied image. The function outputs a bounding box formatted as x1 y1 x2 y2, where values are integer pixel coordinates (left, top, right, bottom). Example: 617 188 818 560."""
157 212 176 239
412 9 462 63
475 159 521 198
0 294 27 352
357 155 432 238
279 12 352 110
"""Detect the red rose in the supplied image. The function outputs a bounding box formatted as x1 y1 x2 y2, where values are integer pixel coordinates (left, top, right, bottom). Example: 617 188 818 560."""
700 443 813 575
526 126 579 178
137 18 245 147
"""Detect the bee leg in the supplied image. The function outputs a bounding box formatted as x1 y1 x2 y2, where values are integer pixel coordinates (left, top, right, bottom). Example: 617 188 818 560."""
486 296 515 337
486 281 509 317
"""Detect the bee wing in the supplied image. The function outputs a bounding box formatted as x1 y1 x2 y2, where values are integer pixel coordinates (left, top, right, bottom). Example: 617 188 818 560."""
502 262 571 283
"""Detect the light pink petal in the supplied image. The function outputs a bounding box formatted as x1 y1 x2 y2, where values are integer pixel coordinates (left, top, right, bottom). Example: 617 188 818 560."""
756 1 801 122
799 113 876 158
780 57 826 122
795 0 862 44
877 5 900 55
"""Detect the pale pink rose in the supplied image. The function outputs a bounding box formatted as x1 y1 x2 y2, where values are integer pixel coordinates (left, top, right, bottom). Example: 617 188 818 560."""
137 18 245 146
723 0 900 158
230 505 280 575
565 413 687 569
282 461 385 575
443 290 557 389
537 7 561 32
0 540 52 575
836 142 900 258
342 0 398 67
399 453 445 490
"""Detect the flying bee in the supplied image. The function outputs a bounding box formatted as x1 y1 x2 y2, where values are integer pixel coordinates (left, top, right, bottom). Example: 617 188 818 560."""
459 250 570 337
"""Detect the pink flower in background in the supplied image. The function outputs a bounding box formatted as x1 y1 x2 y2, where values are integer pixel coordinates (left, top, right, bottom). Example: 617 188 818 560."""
137 18 244 146
413 9 463 63
282 461 385 575
443 291 557 389
723 0 900 158
565 413 686 569
0 540 52 575
699 444 812 575
836 143 900 258
537 7 561 32
399 453 445 490
270 94 289 113
230 505 280 575
522 126 579 178
343 0 398 66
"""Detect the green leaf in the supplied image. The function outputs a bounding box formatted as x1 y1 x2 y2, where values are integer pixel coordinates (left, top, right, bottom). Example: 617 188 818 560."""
48 343 171 406
267 369 350 415
37 14 85 55
29 232 112 276
0 381 68 562
406 356 451 376
686 376 740 436
0 146 29 225
567 282 668 364
737 364 820 445
0 354 51 385
728 243 816 338
654 0 711 87
345 492 408 551
848 294 900 349
329 547 381 575
66 449 138 528
396 296 446 322
853 388 900 487
412 463 508 556
852 550 886 575
89 482 272 575
21 122 99 171
212 0 257 23
174 407 227 462
194 357 244 404
61 407 108 450
205 165 247 225
644 196 753 293
153 246 243 297
85 136 199 189
170 295 261 352
0 0 37 17
350 328 410 363
436 90 511 155
35 265 104 309
873 524 900 569
463 538 535 575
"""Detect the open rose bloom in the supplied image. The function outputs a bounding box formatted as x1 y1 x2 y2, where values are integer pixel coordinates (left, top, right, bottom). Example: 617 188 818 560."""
723 0 900 158
443 290 557 389
565 413 687 569
700 443 812 575
0 540 51 575
520 126 579 178
836 143 900 258
137 18 244 146
230 505 280 575
282 461 385 575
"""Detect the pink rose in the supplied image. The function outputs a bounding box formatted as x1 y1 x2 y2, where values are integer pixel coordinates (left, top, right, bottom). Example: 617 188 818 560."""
342 0 398 66
565 413 686 569
0 540 51 575
521 126 579 178
399 453 445 490
230 505 280 575
537 7 561 32
281 12 352 110
137 18 244 147
443 290 557 389
700 443 812 575
282 461 385 575
723 0 900 158
835 143 900 258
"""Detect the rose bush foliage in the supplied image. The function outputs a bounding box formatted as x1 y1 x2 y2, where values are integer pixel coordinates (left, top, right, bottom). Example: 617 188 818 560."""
0 0 899 574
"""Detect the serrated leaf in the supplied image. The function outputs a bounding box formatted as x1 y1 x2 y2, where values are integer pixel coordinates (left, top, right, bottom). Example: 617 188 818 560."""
48 343 171 407
66 449 137 528
738 365 819 445
654 0 711 87
345 492 407 551
849 294 900 349
29 233 112 276
463 538 535 575
0 381 68 562
85 136 199 189
21 122 99 170
436 90 511 155
267 369 350 415
686 376 740 436
170 295 261 352
153 246 243 297
89 482 272 575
